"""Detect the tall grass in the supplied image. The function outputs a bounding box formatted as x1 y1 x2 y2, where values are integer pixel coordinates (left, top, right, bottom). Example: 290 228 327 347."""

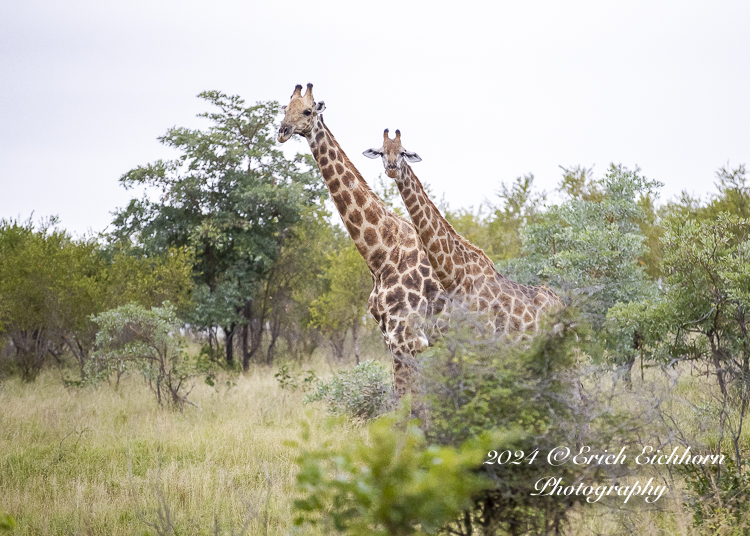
1 361 747 535
0 368 363 535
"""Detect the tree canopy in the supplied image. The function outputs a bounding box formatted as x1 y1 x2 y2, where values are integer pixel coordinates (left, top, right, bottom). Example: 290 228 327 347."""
111 92 326 369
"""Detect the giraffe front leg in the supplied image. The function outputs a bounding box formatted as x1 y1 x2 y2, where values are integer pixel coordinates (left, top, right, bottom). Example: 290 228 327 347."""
391 350 418 399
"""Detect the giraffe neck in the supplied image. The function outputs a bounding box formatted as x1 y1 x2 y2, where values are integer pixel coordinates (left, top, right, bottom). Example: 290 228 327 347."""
305 118 394 273
395 161 494 292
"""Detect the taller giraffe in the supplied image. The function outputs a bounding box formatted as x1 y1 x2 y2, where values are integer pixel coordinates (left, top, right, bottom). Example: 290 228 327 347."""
278 85 444 399
364 129 561 337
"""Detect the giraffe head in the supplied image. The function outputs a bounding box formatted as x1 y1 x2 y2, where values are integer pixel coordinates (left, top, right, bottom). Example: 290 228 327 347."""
363 129 422 179
278 83 326 143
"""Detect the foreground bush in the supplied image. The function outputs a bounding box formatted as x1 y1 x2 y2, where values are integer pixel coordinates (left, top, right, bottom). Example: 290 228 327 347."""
418 304 599 535
293 413 497 536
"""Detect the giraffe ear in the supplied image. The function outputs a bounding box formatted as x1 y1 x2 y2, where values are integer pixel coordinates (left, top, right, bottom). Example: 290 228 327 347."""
315 101 326 113
362 148 383 159
279 105 287 114
403 150 422 163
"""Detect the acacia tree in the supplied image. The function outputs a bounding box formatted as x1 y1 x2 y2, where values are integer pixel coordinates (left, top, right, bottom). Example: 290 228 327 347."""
112 92 325 370
495 165 660 387
609 213 750 526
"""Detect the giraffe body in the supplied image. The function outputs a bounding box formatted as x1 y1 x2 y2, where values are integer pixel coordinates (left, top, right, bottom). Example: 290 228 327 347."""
278 86 444 398
364 129 561 338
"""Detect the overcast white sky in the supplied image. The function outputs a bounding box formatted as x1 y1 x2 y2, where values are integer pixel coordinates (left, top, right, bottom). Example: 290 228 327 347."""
1 0 749 237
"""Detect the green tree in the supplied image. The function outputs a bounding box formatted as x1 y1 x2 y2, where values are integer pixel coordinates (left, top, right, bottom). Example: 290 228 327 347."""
502 165 660 331
557 164 603 202
0 217 193 381
309 241 372 363
446 173 546 262
250 205 339 364
0 218 89 379
608 213 750 528
664 164 750 229
111 91 325 370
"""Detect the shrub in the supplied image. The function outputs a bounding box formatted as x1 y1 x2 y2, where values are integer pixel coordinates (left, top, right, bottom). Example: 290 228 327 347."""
681 458 750 533
419 304 607 535
89 303 197 409
304 360 393 419
293 413 497 536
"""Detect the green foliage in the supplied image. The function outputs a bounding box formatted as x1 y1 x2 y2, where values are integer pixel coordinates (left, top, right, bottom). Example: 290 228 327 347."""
608 213 750 425
446 174 546 262
609 213 750 373
609 213 750 530
111 91 325 369
420 305 595 534
0 217 96 379
682 458 750 533
635 193 664 278
557 165 603 202
0 217 193 381
0 512 16 531
309 242 372 361
304 360 393 420
99 243 195 316
274 363 318 392
260 206 342 363
502 165 660 335
90 303 196 409
293 414 494 536
421 305 584 446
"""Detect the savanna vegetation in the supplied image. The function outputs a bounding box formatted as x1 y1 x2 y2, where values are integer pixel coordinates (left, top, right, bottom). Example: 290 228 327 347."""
1 91 749 535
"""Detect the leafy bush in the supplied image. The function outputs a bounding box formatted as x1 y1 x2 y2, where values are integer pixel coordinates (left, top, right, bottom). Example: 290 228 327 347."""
293 413 496 536
610 213 750 530
304 360 393 419
89 303 197 409
419 304 608 535
681 458 750 533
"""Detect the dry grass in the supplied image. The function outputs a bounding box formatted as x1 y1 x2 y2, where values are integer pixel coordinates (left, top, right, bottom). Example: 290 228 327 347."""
0 367 364 535
0 359 747 535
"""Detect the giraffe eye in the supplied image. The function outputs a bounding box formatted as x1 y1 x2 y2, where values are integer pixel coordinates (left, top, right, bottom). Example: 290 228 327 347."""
303 110 312 116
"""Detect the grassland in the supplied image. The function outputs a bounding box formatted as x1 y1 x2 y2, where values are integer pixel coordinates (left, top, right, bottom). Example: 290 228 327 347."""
0 365 366 535
0 361 746 535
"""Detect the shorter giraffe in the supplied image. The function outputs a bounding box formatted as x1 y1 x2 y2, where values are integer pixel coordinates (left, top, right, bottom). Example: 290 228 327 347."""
364 129 561 339
278 85 445 400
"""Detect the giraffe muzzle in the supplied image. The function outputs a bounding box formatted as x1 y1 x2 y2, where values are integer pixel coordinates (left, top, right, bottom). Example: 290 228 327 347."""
278 124 294 143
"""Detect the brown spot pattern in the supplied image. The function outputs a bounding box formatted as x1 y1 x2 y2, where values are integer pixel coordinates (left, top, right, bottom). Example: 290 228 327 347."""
363 227 378 246
353 189 366 206
364 206 380 225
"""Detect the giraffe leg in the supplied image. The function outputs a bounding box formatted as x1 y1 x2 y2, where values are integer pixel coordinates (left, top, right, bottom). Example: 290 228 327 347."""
391 347 429 421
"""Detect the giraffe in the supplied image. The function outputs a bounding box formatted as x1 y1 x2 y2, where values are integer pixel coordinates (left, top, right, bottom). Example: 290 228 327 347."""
277 85 444 400
364 129 561 339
